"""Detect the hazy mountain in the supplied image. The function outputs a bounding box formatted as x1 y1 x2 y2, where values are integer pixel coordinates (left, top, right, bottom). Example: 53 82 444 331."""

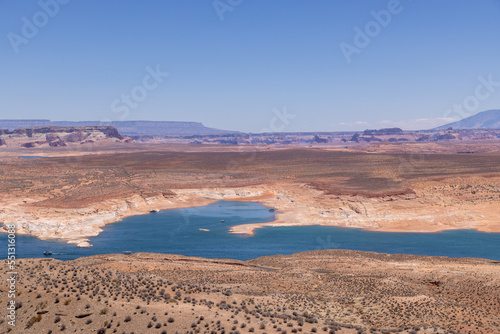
0 120 237 136
434 109 500 129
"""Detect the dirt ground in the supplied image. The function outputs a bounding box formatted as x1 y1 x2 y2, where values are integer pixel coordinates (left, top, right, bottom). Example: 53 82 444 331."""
2 250 500 334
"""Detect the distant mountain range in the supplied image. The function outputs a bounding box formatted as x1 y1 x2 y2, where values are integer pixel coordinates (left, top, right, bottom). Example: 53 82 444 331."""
2 110 499 137
434 109 500 130
0 120 237 136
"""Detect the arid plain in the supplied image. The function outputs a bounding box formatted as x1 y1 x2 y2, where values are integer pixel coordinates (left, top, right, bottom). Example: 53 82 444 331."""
1 140 500 333
0 141 499 246
2 250 500 333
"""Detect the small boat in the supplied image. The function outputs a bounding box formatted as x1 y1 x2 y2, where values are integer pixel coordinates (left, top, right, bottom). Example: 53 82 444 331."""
43 251 52 256
199 228 210 232
123 251 132 255
268 208 276 212
220 219 225 223
150 209 160 214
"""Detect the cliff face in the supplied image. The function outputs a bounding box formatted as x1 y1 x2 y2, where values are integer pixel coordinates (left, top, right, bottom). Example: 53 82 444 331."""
0 126 127 148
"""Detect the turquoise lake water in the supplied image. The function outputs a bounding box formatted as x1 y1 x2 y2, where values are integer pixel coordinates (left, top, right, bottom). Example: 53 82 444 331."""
2 200 500 261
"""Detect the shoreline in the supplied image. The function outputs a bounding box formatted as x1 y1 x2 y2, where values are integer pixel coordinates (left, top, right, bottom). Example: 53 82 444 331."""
0 186 275 247
2 180 500 247
229 220 500 237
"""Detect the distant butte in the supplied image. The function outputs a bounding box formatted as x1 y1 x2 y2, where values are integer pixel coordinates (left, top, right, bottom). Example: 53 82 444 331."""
0 119 238 136
0 126 128 148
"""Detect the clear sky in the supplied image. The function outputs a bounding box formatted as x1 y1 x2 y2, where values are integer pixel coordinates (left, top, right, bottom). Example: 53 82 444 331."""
1 0 499 132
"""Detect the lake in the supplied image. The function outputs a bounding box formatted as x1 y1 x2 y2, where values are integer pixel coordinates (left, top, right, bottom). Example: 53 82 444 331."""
2 200 500 261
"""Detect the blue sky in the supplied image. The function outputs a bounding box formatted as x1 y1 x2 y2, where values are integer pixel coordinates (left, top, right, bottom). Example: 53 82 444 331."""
1 0 499 132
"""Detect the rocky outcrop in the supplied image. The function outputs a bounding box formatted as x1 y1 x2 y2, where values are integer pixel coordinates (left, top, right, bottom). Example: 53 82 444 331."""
48 138 67 147
350 133 360 142
0 126 128 148
363 127 403 136
63 130 88 143
2 126 122 137
349 133 382 143
416 135 430 142
101 126 124 140
434 132 459 141
313 135 328 143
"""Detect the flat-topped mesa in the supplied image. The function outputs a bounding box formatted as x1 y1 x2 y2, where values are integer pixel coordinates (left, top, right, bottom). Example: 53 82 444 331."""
363 127 404 136
0 119 238 136
0 126 128 148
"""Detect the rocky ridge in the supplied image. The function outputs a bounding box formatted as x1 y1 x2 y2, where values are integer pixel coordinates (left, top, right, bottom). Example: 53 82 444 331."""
0 126 130 148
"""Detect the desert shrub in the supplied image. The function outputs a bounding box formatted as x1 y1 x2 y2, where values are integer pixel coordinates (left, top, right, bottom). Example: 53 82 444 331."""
26 314 42 328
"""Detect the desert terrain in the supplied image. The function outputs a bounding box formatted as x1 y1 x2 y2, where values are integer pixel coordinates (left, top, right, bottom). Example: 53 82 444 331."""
1 130 500 333
2 250 500 333
0 139 499 246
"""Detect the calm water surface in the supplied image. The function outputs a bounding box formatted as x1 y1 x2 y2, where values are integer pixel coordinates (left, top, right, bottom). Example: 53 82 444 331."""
2 201 500 261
